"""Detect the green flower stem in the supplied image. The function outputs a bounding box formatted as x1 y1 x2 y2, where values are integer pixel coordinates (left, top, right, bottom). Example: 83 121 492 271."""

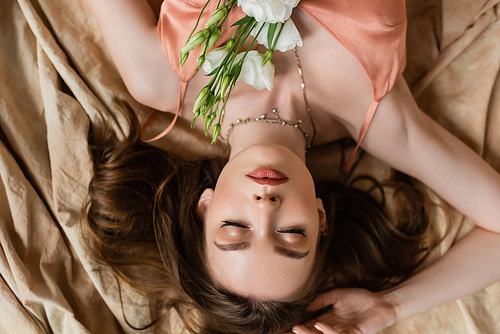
217 0 237 28
218 91 231 122
270 21 286 51
235 19 258 53
205 23 245 90
229 21 241 42
206 26 244 85
240 20 264 59
186 0 212 43
216 19 256 85
188 4 280 143
205 19 257 121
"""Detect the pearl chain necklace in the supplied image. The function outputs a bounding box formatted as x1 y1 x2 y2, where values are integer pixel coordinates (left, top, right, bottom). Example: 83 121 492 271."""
226 108 311 151
222 47 316 152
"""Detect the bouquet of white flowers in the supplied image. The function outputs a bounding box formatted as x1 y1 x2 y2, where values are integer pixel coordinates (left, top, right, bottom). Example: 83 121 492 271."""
180 0 302 143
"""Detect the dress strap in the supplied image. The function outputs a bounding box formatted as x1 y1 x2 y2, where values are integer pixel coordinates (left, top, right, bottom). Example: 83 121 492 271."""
340 99 380 174
141 81 188 143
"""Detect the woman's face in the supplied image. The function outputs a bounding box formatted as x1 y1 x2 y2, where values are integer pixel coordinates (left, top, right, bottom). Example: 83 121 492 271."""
199 144 326 300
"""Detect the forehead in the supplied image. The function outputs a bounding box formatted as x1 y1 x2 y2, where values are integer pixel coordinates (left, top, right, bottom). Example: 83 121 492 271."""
207 242 314 300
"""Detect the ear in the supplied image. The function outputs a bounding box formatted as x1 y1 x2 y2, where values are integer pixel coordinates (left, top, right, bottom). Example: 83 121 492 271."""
197 188 214 217
316 198 328 234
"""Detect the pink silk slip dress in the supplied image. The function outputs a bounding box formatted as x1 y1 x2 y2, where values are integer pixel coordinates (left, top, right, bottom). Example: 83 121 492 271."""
144 0 407 173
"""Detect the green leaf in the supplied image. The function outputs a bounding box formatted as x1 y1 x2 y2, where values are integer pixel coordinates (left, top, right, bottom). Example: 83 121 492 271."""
267 23 278 47
207 67 220 76
231 15 254 27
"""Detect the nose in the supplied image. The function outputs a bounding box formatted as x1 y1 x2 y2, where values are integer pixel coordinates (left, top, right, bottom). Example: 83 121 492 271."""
252 193 280 234
253 193 280 204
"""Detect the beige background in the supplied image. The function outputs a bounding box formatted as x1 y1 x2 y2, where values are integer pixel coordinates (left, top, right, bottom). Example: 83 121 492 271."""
0 0 499 333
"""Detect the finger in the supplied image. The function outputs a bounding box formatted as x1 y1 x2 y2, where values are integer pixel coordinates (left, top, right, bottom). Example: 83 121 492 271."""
291 324 315 334
307 290 342 311
314 322 342 334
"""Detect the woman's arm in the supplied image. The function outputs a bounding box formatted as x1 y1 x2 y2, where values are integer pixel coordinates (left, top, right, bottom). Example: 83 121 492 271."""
293 77 500 334
364 77 500 234
364 78 500 318
385 227 500 321
83 0 179 111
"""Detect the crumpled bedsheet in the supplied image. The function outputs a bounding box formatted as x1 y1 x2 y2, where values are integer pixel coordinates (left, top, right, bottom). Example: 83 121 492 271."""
0 0 499 333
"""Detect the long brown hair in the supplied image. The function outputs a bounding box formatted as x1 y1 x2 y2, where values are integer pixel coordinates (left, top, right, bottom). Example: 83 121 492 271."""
83 105 434 333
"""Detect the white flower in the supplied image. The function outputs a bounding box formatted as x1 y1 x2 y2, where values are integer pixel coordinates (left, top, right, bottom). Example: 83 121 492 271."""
250 19 302 52
202 47 229 73
238 0 300 23
237 50 275 91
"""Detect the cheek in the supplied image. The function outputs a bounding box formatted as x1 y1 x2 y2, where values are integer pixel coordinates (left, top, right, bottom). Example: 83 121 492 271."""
209 188 249 221
285 192 319 219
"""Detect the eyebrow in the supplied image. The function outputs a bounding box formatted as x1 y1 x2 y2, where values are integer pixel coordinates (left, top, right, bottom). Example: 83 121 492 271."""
274 246 310 259
214 241 250 251
214 242 309 259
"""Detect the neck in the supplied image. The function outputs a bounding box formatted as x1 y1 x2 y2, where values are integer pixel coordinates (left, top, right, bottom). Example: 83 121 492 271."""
228 118 307 162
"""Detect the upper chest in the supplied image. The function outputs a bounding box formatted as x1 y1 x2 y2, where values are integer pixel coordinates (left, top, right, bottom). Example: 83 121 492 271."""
179 8 375 144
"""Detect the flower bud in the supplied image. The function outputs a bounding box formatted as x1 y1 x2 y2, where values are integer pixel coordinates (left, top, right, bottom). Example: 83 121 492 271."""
205 115 213 135
193 86 211 114
181 29 210 54
230 60 243 85
180 51 189 66
199 104 208 118
211 123 221 144
191 110 200 128
220 75 230 95
224 39 235 51
262 49 274 66
210 111 217 122
206 27 222 51
200 94 213 118
197 55 205 69
205 6 229 28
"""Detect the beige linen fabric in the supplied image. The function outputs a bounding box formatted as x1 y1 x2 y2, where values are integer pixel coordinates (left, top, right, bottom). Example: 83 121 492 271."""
0 0 499 333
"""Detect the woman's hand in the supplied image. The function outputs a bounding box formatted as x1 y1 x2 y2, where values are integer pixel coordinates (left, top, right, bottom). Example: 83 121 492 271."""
291 288 398 334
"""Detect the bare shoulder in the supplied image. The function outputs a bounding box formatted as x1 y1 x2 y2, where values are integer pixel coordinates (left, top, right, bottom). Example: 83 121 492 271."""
363 77 500 233
84 0 180 112
364 77 419 148
120 24 180 112
291 9 374 136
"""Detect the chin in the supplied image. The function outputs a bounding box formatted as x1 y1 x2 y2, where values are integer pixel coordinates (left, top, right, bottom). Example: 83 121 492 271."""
237 144 303 168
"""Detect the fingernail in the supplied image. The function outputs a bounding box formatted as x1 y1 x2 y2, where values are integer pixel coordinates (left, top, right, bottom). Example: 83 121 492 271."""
314 323 323 331
292 329 299 334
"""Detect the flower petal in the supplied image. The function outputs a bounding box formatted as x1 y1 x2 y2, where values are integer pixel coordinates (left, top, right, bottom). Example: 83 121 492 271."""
239 50 275 91
250 22 271 48
202 48 229 73
274 18 302 52
238 0 300 23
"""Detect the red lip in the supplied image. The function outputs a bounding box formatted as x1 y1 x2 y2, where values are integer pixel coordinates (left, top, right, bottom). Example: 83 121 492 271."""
246 168 289 186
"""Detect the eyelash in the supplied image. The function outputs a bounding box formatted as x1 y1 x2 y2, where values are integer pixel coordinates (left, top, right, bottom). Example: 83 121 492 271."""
221 221 248 228
279 228 306 237
221 221 306 236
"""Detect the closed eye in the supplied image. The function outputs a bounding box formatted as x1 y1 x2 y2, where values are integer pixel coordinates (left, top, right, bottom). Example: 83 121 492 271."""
278 229 306 237
221 220 249 228
221 221 306 237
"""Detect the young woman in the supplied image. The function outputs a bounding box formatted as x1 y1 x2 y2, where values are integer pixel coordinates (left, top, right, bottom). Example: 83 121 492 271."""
83 0 500 333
